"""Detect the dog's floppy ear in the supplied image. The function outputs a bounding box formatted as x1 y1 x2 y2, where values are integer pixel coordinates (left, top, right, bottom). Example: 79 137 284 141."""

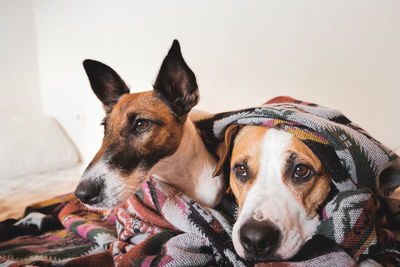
83 59 130 113
153 40 199 117
213 124 243 179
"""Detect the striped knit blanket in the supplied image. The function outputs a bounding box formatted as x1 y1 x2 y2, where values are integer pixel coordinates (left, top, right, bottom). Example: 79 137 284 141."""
194 96 400 264
1 96 399 266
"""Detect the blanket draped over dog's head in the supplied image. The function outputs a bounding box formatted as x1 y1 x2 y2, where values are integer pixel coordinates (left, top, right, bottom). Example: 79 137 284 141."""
194 96 400 261
196 96 400 196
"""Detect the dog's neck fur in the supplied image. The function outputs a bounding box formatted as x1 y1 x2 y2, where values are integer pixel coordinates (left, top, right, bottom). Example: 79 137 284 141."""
149 119 224 207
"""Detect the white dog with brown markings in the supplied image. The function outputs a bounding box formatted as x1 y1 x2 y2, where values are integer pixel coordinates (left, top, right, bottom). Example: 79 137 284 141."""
214 124 331 261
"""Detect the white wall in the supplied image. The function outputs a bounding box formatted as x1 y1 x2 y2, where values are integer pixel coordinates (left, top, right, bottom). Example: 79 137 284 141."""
0 0 42 114
31 0 400 162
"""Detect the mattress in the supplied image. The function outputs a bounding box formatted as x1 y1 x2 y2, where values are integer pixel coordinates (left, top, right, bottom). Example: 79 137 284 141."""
0 164 85 221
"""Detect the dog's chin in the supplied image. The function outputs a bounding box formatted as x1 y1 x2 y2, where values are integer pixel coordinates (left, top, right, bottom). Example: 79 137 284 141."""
82 197 126 210
237 244 301 263
245 253 282 263
83 203 111 211
233 240 283 262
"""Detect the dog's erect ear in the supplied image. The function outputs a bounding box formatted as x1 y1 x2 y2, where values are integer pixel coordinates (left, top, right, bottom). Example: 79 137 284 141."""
83 59 130 113
153 40 199 117
213 124 243 179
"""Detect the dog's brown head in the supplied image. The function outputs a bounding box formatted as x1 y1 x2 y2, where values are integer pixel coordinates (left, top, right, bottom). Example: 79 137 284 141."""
215 125 331 261
75 40 199 209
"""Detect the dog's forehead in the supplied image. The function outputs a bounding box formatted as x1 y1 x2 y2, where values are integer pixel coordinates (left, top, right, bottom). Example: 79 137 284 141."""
110 91 172 118
116 91 166 111
233 126 269 155
233 126 318 162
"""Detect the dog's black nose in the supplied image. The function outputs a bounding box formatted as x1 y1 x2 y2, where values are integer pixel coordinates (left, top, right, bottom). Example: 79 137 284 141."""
74 180 103 205
240 218 281 257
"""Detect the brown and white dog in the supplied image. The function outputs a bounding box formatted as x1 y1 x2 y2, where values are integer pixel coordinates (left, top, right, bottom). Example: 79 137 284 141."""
74 40 225 209
214 124 331 261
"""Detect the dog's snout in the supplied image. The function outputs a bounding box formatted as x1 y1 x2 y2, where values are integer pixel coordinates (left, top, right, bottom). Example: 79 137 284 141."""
74 180 103 205
240 218 281 258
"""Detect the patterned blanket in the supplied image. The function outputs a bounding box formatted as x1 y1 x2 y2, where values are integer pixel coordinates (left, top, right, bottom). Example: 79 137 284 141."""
0 194 117 266
194 96 400 264
1 96 399 266
0 181 358 267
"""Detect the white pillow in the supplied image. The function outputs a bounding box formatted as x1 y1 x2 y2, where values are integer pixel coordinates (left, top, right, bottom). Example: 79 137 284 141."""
0 115 80 179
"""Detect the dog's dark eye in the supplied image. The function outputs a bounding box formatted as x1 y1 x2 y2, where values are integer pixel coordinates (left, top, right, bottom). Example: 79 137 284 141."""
294 164 311 178
233 164 248 181
235 165 247 175
134 119 151 132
